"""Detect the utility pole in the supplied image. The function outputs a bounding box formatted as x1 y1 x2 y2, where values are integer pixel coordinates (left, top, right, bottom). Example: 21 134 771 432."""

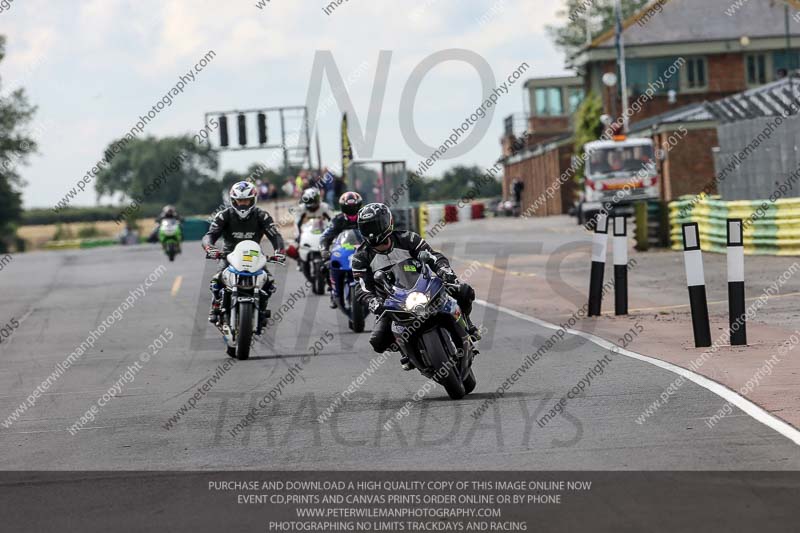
786 3 797 110
615 0 630 132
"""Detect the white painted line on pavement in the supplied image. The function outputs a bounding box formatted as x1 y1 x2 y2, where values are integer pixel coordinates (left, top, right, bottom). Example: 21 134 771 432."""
475 299 800 447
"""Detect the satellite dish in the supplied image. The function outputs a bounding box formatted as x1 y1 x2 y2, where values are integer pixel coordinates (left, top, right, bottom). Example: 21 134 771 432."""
602 73 618 87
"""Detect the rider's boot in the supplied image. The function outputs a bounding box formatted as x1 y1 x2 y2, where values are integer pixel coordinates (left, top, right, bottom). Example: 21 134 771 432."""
208 280 222 324
400 354 415 371
208 301 221 324
465 315 481 341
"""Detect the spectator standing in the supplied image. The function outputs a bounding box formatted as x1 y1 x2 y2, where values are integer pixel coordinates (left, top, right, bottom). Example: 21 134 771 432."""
333 172 346 208
512 178 524 216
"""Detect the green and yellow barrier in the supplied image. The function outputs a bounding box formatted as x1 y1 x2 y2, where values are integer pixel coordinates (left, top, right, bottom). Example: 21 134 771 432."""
669 194 800 255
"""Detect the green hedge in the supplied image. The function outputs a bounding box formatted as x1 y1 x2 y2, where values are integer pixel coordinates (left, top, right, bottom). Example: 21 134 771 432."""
23 204 166 226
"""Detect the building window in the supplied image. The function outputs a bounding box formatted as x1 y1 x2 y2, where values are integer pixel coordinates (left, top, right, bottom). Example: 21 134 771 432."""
772 50 799 79
746 54 769 86
625 57 681 97
682 57 708 91
567 87 584 113
534 87 564 116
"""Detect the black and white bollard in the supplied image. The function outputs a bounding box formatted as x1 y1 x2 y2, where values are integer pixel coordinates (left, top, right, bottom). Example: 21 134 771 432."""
613 216 628 316
588 214 609 317
727 219 747 346
681 223 711 347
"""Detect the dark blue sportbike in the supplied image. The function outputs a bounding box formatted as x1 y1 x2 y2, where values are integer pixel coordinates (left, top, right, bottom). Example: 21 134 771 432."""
329 229 369 332
375 251 477 399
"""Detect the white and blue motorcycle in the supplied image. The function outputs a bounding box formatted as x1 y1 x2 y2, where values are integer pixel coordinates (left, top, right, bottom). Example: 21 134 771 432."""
207 240 285 360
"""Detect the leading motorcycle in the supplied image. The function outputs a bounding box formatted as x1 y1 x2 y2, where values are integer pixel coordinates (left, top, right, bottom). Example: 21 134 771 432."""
375 251 477 399
206 240 285 360
329 229 369 333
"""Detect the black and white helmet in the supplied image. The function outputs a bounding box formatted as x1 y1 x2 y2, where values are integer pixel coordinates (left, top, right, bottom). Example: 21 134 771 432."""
301 188 321 211
357 203 393 246
230 181 258 219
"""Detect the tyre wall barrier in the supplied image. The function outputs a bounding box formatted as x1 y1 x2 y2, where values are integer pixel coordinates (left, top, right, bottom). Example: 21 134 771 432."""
669 195 800 255
416 202 486 239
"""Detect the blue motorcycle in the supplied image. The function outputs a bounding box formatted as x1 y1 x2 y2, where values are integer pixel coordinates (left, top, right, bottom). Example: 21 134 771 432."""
330 229 369 333
374 251 477 399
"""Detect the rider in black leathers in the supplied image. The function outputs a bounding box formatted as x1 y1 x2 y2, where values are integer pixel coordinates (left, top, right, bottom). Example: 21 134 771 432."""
320 191 363 309
202 181 286 324
351 203 479 369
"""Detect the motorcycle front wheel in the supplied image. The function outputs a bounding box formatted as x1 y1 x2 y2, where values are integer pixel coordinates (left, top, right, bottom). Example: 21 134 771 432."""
420 329 465 400
349 284 365 333
236 302 254 360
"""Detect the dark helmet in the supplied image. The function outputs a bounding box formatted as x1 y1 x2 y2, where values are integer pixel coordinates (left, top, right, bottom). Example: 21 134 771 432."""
339 191 363 217
358 203 393 246
163 205 177 217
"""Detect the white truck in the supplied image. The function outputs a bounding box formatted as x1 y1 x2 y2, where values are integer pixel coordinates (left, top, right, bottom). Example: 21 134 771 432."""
576 137 660 225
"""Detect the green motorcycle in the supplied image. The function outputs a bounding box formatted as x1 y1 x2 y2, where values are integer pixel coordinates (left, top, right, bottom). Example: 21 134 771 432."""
158 219 182 262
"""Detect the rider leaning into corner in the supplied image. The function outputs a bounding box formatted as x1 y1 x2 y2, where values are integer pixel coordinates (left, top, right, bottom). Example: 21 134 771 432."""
351 203 480 370
202 181 286 324
320 191 363 309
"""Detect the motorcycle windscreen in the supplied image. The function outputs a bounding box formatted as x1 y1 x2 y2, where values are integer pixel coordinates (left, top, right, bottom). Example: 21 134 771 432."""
387 259 426 289
303 219 327 234
333 229 362 249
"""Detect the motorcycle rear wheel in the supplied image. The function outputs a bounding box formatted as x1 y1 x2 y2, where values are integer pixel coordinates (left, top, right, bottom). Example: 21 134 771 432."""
462 369 476 395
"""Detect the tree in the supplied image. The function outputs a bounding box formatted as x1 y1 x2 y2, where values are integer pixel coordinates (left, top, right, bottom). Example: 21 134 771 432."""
410 165 501 202
546 0 649 58
572 91 605 184
94 135 221 214
0 35 38 252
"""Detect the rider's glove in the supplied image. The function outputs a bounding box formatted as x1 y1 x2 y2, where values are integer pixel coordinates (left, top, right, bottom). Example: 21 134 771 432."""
321 249 332 260
205 245 221 259
437 267 458 283
368 297 385 316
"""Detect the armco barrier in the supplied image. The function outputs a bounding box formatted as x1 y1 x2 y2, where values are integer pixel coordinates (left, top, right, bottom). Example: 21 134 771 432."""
669 195 800 255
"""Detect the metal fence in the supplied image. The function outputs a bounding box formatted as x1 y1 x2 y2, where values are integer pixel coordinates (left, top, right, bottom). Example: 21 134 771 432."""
714 114 800 201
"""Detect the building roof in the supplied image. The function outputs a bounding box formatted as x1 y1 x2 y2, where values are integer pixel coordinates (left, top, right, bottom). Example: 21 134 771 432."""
628 102 715 134
592 0 800 49
524 75 582 89
705 75 800 123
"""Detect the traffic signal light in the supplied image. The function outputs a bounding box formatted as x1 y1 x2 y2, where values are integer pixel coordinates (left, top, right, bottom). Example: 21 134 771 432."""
237 114 247 147
219 115 229 147
257 113 267 145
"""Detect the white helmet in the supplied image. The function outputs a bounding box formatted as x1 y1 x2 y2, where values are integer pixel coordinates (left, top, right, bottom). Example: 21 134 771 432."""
300 188 321 211
229 181 258 219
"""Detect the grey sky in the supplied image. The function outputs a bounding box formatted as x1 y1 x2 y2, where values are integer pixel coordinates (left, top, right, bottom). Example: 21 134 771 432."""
2 0 569 208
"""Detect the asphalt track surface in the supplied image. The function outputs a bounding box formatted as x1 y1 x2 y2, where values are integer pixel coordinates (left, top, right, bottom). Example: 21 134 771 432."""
1 240 799 470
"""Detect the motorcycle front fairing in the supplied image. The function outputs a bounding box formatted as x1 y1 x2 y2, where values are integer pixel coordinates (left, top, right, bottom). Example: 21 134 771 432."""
382 260 471 378
330 229 362 309
221 241 271 339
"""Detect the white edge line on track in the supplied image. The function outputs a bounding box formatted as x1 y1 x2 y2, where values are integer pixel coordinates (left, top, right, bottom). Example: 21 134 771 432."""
475 299 800 447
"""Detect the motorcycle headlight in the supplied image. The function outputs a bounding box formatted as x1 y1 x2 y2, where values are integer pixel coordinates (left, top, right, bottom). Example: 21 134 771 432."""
405 292 429 314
